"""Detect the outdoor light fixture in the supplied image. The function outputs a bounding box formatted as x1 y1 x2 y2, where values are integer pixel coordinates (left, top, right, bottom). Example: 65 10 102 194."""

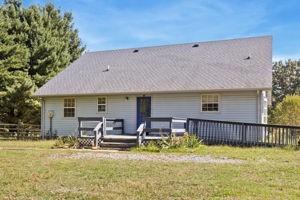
48 110 54 118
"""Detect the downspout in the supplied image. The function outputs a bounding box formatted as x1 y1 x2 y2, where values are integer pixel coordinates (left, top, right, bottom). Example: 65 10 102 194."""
256 90 261 123
41 98 45 139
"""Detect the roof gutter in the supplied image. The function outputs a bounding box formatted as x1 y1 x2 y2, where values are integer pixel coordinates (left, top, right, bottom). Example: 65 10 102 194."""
33 87 273 98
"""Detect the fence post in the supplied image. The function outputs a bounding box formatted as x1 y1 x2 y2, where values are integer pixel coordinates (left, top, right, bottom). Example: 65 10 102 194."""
17 120 23 140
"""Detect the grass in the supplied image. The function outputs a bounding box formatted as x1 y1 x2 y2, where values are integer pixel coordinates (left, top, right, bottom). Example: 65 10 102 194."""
0 139 54 149
0 140 299 199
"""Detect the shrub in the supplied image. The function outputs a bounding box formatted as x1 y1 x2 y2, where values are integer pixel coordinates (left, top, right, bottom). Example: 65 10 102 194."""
53 136 79 149
270 95 300 125
139 141 161 152
138 133 202 152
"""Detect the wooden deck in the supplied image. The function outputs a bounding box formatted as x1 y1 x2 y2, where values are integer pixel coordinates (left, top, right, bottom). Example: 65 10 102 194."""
77 117 187 148
77 116 300 149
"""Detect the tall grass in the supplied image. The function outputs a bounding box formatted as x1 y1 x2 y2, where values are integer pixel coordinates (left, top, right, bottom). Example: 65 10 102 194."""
137 133 203 152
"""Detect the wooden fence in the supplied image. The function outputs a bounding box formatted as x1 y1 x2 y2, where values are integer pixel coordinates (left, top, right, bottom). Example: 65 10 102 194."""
0 123 41 140
187 118 300 147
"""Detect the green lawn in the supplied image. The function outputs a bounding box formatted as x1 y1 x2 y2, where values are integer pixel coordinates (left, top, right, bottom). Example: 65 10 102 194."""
0 140 299 199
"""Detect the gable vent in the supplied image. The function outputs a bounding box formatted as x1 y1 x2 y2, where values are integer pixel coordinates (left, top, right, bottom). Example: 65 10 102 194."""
133 49 139 53
192 44 199 48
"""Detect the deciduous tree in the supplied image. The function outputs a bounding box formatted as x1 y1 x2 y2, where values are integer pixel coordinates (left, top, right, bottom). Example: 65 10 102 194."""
270 95 300 125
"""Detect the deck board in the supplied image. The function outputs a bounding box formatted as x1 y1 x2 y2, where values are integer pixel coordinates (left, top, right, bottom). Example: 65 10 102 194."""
103 134 167 140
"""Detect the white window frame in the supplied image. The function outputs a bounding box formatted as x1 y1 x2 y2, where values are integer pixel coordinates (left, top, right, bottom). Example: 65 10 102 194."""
63 98 76 118
97 97 107 113
201 94 220 113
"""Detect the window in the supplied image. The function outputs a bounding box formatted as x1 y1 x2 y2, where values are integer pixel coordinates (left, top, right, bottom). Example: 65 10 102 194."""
97 97 106 112
201 94 219 112
64 98 75 117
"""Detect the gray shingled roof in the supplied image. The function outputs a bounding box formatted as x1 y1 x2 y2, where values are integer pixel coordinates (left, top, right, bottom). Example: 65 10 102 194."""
35 36 272 96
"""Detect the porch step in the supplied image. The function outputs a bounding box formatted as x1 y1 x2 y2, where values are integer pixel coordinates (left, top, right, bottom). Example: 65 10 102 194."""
100 141 136 149
102 137 137 143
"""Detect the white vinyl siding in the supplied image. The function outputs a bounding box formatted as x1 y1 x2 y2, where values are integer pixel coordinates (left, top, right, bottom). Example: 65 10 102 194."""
151 92 257 122
42 91 262 136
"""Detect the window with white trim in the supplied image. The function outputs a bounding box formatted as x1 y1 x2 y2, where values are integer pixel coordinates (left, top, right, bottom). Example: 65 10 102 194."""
64 98 75 117
201 94 219 112
97 97 106 112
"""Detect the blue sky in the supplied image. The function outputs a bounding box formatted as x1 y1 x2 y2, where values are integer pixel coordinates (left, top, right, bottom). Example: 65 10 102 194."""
23 0 300 61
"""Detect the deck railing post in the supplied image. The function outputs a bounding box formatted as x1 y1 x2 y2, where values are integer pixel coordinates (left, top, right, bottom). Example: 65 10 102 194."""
241 123 248 145
94 129 98 148
121 119 124 134
136 131 140 147
102 117 106 139
78 118 82 137
169 118 172 136
186 118 190 134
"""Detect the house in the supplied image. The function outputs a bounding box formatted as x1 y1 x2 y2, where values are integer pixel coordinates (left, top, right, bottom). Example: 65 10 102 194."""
34 36 272 137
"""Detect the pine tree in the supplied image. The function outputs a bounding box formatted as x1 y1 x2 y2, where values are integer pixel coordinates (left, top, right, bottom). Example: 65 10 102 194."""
0 0 85 124
24 3 85 87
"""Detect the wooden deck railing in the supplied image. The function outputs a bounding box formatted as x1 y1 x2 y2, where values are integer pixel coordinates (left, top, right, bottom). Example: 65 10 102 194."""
136 117 187 146
105 118 124 134
187 118 300 147
0 123 40 140
144 117 187 135
78 117 125 147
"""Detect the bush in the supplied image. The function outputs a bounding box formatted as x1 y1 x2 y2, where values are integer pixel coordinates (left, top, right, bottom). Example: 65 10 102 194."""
138 133 202 152
270 95 300 125
53 136 79 149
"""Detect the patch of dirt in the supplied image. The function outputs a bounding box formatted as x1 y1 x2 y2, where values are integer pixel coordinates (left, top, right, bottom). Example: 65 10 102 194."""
49 152 244 164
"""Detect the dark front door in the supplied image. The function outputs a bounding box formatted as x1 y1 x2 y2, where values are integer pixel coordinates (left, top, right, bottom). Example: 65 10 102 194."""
137 97 151 128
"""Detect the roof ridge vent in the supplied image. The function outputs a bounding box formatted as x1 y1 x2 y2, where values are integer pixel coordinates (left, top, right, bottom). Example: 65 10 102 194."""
192 44 199 48
244 54 251 60
103 65 110 72
133 49 139 53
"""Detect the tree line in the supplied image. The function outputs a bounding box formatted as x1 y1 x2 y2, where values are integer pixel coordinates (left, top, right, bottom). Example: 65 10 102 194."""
0 0 299 125
270 60 300 125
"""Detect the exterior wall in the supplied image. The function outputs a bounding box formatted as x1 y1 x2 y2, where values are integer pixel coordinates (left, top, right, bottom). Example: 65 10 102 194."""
41 91 265 136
